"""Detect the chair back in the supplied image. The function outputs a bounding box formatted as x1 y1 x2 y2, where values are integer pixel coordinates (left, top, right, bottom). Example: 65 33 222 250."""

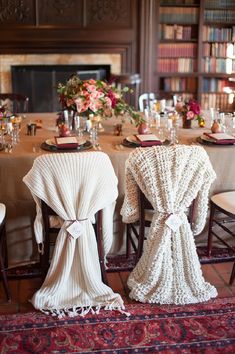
23 151 118 280
139 92 156 112
111 73 141 110
40 200 107 283
23 151 122 313
0 93 29 113
122 145 216 238
135 186 196 261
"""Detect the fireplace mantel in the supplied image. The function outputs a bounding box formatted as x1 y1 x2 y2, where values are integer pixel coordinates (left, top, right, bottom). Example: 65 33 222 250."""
0 1 154 98
0 0 138 73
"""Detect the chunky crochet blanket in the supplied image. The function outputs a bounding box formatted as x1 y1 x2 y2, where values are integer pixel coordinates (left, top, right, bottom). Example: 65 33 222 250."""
121 145 218 305
23 152 125 317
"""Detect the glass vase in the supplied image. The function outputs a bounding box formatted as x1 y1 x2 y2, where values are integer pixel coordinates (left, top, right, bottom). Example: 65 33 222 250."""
182 116 192 129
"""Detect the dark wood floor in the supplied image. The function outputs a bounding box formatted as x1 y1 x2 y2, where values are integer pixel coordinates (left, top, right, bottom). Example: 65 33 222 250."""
0 262 234 315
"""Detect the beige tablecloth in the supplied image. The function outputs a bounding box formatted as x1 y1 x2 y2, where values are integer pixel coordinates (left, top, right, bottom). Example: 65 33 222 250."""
1 113 235 266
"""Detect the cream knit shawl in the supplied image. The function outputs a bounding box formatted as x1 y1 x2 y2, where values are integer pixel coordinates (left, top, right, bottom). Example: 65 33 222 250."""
23 151 125 317
121 145 218 305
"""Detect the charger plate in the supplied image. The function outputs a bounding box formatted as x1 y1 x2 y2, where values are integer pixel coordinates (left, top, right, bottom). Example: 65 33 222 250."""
122 135 169 148
197 136 235 146
122 135 140 148
40 140 92 152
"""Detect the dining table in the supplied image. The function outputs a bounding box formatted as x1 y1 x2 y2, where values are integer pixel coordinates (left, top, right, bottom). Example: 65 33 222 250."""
1 112 235 267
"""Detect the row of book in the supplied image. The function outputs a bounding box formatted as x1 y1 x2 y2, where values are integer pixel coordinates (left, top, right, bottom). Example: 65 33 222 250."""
203 58 235 73
204 0 235 9
160 0 199 4
160 8 199 24
203 43 235 58
159 43 197 58
204 10 235 23
157 58 196 72
202 78 230 92
201 93 234 111
160 77 197 92
160 24 196 40
203 26 235 42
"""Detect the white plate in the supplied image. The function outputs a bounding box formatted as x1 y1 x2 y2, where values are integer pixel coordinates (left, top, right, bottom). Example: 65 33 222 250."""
45 139 56 146
200 135 214 143
125 135 139 144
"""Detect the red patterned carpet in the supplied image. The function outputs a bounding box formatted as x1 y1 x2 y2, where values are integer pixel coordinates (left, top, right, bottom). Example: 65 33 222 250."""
0 297 235 353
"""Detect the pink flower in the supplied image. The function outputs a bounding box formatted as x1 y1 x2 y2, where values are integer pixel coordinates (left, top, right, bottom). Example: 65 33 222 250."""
84 84 97 93
89 99 103 113
75 97 90 113
186 110 195 120
189 99 200 115
108 90 117 108
86 79 97 85
104 96 112 108
90 91 104 100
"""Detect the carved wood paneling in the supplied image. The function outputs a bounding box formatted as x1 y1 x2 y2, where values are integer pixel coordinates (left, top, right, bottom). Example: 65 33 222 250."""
0 0 34 25
0 0 141 86
38 0 82 26
85 0 132 28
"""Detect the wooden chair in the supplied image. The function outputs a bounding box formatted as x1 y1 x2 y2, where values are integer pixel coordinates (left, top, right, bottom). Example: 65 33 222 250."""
0 203 11 301
40 201 108 284
0 93 29 113
138 92 156 112
207 191 235 285
111 73 141 110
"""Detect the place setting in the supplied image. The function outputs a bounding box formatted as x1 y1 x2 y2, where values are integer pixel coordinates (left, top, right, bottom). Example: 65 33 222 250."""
40 135 93 152
122 128 177 148
196 132 235 146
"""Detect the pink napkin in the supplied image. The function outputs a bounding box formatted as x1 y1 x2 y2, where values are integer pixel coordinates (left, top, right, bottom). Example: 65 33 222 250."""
136 134 162 147
55 136 78 149
204 133 235 145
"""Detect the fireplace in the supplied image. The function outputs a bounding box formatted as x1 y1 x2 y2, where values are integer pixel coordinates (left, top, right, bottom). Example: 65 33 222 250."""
0 53 121 112
12 64 111 112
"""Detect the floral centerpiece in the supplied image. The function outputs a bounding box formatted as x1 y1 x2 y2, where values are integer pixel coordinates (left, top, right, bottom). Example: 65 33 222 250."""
176 98 204 128
57 74 143 131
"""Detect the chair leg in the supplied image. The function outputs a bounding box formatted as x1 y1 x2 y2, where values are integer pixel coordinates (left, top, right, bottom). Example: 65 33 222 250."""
95 210 109 286
136 220 145 263
207 202 216 256
0 220 11 301
2 223 8 269
229 261 235 285
126 224 132 258
0 255 11 301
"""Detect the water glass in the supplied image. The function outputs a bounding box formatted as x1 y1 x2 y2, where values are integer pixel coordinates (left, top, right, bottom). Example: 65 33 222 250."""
0 121 6 146
89 127 98 147
156 127 165 142
224 113 233 134
168 128 178 145
11 123 20 144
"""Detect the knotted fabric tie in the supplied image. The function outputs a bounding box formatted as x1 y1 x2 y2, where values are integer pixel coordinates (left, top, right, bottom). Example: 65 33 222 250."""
153 210 185 232
66 218 88 240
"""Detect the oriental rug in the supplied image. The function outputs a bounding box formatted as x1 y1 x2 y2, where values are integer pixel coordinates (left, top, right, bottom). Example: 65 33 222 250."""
0 297 235 353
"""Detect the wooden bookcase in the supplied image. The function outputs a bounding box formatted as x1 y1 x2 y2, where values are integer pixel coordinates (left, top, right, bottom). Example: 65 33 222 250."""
154 0 235 112
201 0 235 112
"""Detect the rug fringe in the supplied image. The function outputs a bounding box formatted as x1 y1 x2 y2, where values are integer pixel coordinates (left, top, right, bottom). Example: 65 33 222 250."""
40 302 130 318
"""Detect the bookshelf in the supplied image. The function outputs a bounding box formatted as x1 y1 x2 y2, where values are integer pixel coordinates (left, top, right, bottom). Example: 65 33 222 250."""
201 0 235 112
155 0 235 112
156 0 200 103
